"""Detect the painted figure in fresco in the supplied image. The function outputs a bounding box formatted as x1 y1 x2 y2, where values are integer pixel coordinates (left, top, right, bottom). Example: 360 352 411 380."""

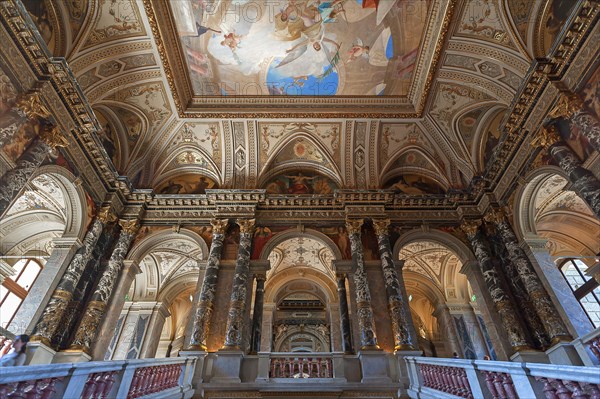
347 43 370 63
389 177 426 195
221 32 243 51
336 226 351 259
285 172 316 194
159 181 183 194
194 22 221 37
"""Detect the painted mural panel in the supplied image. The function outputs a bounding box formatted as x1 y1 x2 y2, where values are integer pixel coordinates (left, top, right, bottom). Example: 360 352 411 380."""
171 0 428 96
21 0 55 52
155 173 218 194
383 174 445 194
264 171 338 194
543 0 577 55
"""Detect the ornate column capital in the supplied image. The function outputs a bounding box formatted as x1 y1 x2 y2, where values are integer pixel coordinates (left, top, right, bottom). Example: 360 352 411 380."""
483 208 506 225
372 219 391 236
460 220 481 238
15 92 51 120
254 274 266 283
345 218 364 234
532 125 561 149
211 218 229 234
39 123 68 149
118 218 140 234
548 93 583 119
237 218 255 233
97 206 117 224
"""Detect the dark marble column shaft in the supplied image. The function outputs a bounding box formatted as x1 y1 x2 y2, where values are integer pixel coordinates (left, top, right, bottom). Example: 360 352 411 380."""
346 219 379 350
337 274 353 354
188 219 228 350
0 123 66 216
250 275 265 353
30 207 115 347
373 219 414 350
486 209 572 344
536 126 600 217
68 219 140 353
0 92 51 143
550 94 600 153
461 221 531 351
223 219 255 349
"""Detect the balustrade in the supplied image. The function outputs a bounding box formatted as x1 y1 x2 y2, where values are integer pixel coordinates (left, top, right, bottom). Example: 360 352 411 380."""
406 357 600 399
269 356 333 378
0 357 195 399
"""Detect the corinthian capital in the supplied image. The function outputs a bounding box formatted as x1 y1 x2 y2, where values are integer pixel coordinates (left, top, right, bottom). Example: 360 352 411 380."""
97 206 117 223
531 125 561 149
16 92 51 120
548 93 583 119
237 218 255 234
460 220 481 238
345 218 363 235
372 219 391 236
39 123 68 149
119 218 140 235
483 208 506 225
211 218 229 234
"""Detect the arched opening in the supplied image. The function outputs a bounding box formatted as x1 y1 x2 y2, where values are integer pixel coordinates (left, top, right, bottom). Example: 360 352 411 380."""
0 167 87 334
514 168 600 337
262 230 340 353
105 229 206 360
395 231 496 360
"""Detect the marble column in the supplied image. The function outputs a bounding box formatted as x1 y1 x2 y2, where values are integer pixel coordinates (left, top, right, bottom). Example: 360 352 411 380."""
487 209 572 345
337 274 354 354
0 122 68 216
460 220 532 351
92 260 141 361
68 219 140 354
373 219 415 351
9 237 81 334
433 303 462 357
549 93 600 152
0 92 50 144
523 236 593 338
346 219 379 350
223 219 255 350
535 125 600 217
394 261 420 349
188 219 229 350
250 275 265 353
30 207 115 347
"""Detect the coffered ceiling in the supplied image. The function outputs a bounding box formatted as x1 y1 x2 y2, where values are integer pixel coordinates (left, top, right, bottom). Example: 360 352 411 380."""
14 0 580 195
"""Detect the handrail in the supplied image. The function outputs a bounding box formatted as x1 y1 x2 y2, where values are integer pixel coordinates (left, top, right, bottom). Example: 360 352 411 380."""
0 356 196 399
405 356 600 399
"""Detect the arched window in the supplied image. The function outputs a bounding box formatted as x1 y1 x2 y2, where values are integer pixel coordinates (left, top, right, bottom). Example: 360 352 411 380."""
559 259 600 328
0 258 43 329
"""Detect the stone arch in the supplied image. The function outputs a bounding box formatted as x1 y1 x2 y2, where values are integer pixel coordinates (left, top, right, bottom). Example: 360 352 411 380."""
259 228 343 262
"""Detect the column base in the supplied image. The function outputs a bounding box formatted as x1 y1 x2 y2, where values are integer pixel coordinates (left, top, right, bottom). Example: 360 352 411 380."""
510 349 549 363
179 350 208 385
358 350 392 384
211 350 243 383
546 342 584 366
25 341 56 365
53 350 91 363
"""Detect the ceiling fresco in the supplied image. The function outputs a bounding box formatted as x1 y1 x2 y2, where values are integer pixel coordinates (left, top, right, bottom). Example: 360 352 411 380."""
170 0 428 96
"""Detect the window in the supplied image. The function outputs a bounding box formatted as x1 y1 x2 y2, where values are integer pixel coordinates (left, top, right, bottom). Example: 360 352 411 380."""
560 259 600 328
0 258 43 329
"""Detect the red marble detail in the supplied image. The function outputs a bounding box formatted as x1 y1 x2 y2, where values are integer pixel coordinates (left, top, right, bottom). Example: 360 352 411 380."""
127 364 182 399
0 377 62 399
419 364 473 398
269 357 333 378
535 377 600 399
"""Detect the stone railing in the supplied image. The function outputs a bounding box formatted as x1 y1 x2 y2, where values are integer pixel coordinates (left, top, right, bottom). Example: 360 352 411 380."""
0 357 196 399
269 355 333 378
573 327 600 366
406 356 600 399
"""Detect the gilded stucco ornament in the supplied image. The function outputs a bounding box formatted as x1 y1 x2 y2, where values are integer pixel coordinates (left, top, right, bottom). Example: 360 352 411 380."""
531 125 561 150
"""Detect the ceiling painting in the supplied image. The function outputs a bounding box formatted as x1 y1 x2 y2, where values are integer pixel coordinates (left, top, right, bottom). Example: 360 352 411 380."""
263 171 338 195
478 109 503 170
379 123 429 168
542 0 577 56
21 0 56 53
383 174 446 195
95 110 122 171
168 123 222 166
155 173 219 194
169 0 428 96
385 150 445 178
506 0 533 46
259 122 341 166
456 0 517 49
267 236 335 279
82 0 145 49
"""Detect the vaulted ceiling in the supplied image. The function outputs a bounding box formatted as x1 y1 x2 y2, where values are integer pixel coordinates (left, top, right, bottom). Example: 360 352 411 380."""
18 0 579 194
